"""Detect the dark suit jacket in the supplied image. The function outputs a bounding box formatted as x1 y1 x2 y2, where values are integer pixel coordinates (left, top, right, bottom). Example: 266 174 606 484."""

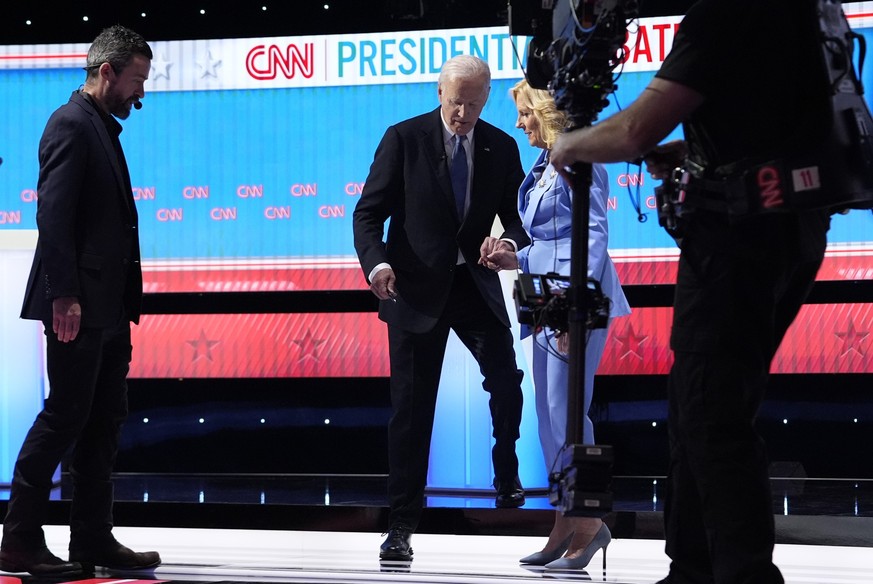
353 108 529 334
21 91 143 327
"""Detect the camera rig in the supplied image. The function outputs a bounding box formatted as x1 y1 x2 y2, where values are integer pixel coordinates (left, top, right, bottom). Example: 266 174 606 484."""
514 273 610 332
531 0 638 128
510 0 638 516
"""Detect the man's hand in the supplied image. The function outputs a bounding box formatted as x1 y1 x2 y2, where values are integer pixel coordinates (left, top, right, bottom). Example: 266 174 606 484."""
370 267 398 301
644 140 688 180
478 237 516 271
52 296 81 342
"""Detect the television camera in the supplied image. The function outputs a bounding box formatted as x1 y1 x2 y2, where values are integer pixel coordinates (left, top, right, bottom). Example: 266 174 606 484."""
509 0 638 516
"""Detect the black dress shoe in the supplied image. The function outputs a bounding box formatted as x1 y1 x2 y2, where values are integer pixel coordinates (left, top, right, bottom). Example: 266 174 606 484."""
69 538 161 572
0 546 83 576
495 475 525 508
379 527 413 561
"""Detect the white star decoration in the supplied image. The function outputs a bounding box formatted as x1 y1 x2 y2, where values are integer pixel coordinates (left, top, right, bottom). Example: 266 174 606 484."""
197 49 222 78
151 52 173 81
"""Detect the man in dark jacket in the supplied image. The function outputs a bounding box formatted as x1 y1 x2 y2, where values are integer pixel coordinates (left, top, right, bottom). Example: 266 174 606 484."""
353 54 530 561
0 25 160 577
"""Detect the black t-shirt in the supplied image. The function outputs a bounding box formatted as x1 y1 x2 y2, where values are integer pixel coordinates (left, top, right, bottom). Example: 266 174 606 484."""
656 0 825 175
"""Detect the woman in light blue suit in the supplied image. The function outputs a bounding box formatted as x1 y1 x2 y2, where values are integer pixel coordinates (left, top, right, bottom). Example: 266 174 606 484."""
483 79 630 570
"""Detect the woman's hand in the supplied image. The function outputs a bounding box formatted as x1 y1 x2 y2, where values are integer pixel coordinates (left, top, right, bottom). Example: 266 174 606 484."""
479 237 518 271
556 331 569 354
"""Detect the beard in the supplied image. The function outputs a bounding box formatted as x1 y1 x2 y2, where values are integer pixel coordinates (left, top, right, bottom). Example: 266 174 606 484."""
107 92 133 120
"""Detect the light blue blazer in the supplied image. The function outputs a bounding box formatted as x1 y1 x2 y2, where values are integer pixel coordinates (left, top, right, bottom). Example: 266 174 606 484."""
516 149 630 335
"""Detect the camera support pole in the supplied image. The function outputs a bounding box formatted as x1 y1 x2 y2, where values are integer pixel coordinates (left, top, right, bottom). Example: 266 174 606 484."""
548 155 613 518
542 0 633 516
565 160 593 448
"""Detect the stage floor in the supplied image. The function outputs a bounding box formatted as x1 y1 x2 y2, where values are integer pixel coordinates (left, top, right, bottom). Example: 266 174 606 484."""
3 474 873 583
1 524 869 584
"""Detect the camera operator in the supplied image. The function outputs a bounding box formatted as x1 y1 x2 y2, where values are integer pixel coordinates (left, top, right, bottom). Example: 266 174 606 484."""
550 1 831 583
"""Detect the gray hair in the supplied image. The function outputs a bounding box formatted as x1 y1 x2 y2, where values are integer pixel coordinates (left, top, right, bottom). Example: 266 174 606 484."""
438 55 491 87
85 25 152 79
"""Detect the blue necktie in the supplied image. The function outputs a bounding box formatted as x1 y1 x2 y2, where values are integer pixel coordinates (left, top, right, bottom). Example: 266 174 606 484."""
450 134 468 218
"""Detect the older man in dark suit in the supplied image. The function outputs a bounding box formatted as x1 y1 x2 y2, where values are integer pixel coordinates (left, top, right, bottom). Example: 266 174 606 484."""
0 25 160 577
353 55 530 561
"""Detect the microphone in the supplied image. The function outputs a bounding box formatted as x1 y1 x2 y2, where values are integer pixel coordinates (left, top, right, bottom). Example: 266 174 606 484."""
132 98 142 110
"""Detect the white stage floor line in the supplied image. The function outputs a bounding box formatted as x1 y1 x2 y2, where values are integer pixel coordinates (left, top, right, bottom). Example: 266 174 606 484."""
21 525 873 584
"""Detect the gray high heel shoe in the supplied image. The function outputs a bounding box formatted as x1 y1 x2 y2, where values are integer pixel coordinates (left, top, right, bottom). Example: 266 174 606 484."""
519 532 574 565
544 523 611 571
